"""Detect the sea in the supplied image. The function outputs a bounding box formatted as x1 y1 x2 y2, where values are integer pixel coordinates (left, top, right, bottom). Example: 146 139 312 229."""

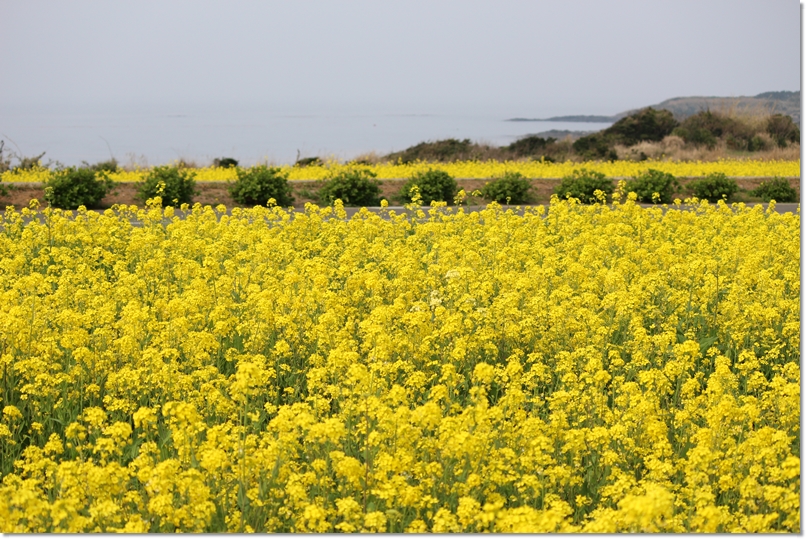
0 101 612 168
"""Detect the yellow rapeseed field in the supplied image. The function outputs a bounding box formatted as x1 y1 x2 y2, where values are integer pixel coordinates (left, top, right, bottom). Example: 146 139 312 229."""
0 191 799 532
0 158 800 183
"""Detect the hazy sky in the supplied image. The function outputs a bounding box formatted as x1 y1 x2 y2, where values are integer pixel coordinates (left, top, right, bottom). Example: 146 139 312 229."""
0 0 800 116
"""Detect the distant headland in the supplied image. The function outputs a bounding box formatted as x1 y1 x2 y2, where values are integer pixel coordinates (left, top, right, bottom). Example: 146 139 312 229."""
508 90 801 124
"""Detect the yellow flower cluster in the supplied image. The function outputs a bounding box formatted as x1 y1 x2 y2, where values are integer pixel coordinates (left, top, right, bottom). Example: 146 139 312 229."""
1 158 800 183
104 167 238 183
0 194 799 532
280 158 798 181
1 165 54 183
0 165 239 184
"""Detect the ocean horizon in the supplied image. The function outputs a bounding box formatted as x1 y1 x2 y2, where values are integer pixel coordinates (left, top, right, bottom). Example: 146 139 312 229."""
1 101 612 168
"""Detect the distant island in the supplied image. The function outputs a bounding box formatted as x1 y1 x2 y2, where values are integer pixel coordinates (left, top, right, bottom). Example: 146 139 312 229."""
521 129 596 141
509 115 616 123
509 90 801 124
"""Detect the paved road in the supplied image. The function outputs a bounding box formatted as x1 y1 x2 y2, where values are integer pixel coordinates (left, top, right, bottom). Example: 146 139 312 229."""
8 202 799 229
130 202 799 227
339 202 800 219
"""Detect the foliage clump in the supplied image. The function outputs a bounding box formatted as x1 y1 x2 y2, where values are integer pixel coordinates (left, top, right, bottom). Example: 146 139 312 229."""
765 114 800 147
481 171 533 204
43 167 115 209
571 133 619 161
399 169 457 204
137 165 198 206
605 108 679 145
554 168 614 203
668 109 797 152
213 157 239 168
505 136 557 158
12 152 48 171
687 172 739 202
0 141 49 172
672 110 755 150
387 139 476 163
750 177 797 202
573 108 678 159
0 141 9 174
81 159 120 173
624 169 680 204
295 157 323 167
229 165 294 207
318 168 381 206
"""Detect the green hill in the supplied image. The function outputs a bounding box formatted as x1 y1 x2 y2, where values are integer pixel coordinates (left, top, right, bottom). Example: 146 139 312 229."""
619 91 800 123
511 91 800 124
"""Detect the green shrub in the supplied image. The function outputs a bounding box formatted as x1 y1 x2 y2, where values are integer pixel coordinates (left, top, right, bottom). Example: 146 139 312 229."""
766 114 800 147
605 108 679 146
624 169 680 204
213 157 239 168
675 127 718 149
318 168 381 206
295 157 323 167
481 171 533 204
137 165 197 206
0 141 10 195
747 135 771 152
672 110 754 149
13 151 47 171
44 167 114 209
399 169 457 204
554 169 614 203
687 172 738 202
0 141 9 173
573 108 678 160
386 139 475 164
229 165 294 206
81 159 120 173
506 135 556 157
750 177 797 202
572 133 619 161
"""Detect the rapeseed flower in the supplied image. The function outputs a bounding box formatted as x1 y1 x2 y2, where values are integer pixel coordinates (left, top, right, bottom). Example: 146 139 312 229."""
0 197 798 531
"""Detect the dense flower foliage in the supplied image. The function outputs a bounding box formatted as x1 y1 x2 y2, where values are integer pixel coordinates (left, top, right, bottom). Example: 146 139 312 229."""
1 158 800 183
0 192 799 532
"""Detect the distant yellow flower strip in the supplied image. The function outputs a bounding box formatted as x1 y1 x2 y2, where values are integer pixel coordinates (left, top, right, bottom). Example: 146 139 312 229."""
1 165 54 183
0 197 799 532
282 158 800 180
0 166 242 184
1 158 800 183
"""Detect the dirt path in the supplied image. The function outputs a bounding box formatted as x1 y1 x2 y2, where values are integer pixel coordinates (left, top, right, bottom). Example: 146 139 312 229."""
1 177 799 210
